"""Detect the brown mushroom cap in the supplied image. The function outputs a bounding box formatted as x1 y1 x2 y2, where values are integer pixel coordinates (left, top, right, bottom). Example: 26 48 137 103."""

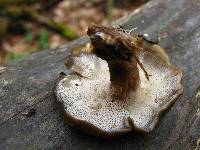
54 36 183 137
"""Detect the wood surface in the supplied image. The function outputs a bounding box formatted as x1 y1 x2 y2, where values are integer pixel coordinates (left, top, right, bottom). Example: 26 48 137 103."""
0 0 200 149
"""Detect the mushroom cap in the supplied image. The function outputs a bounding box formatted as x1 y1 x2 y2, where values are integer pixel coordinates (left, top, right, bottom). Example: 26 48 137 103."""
54 39 183 137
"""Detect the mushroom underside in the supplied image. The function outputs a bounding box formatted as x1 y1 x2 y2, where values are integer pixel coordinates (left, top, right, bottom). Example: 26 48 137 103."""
54 43 183 136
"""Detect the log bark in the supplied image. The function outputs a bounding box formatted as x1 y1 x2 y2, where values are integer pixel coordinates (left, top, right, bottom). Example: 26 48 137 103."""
0 0 200 149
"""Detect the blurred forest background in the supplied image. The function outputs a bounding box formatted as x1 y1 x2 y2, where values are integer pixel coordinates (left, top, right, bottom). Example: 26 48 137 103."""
0 0 148 65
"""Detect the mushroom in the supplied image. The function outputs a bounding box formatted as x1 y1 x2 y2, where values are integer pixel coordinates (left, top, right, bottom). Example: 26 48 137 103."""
54 25 183 137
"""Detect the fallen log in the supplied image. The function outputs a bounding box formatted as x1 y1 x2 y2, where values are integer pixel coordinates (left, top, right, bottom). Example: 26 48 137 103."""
0 0 200 149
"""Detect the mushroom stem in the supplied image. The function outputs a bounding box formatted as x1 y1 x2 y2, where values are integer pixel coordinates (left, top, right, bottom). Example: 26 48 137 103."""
86 25 150 100
108 57 139 100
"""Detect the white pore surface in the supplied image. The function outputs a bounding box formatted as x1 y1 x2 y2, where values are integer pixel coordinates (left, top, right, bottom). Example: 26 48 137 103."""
56 50 182 132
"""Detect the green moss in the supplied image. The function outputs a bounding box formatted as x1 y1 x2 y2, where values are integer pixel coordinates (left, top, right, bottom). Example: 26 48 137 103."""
0 0 45 6
3 79 14 86
0 17 8 36
106 0 114 22
8 51 30 62
38 29 49 49
0 90 4 96
25 32 34 42
48 20 79 40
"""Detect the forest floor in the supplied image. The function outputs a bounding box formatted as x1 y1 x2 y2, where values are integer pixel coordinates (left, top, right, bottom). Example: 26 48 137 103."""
0 0 147 64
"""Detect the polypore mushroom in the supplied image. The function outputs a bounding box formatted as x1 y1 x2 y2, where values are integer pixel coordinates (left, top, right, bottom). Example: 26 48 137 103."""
54 25 183 137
